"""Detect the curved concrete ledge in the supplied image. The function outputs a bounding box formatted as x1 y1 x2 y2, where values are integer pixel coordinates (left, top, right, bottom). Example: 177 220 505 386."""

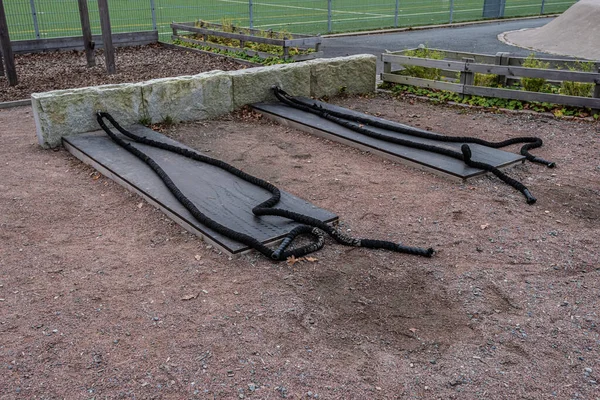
32 55 376 148
499 0 600 60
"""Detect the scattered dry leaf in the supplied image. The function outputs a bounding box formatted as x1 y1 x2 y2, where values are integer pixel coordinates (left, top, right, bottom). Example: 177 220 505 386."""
480 224 489 230
181 293 198 301
137 202 144 209
286 255 302 266
305 257 318 262
194 255 201 261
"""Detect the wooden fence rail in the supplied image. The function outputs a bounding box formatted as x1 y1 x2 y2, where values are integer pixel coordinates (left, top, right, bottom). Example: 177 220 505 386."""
381 49 600 110
411 49 600 71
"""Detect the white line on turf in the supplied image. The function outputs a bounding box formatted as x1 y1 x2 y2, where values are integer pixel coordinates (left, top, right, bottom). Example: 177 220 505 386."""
216 0 393 18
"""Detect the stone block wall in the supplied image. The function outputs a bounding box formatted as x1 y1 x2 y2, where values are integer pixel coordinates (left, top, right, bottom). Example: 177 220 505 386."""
32 54 376 148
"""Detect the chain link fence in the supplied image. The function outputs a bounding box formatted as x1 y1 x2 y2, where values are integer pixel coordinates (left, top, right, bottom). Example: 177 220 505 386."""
3 0 578 41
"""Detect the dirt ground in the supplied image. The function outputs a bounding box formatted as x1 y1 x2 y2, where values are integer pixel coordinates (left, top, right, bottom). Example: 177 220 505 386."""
0 93 599 400
0 44 245 102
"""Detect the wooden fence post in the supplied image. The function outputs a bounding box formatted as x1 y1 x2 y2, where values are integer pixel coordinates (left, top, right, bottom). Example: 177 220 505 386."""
495 52 510 86
77 0 96 67
97 0 116 74
594 68 600 99
0 0 17 85
593 67 600 114
460 58 475 85
382 54 391 75
459 58 475 99
0 44 4 76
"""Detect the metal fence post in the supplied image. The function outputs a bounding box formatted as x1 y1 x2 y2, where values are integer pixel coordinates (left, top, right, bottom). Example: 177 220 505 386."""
540 0 546 14
29 0 40 39
77 0 96 67
449 0 454 23
249 0 253 29
150 0 157 30
0 0 17 85
394 0 399 27
98 0 116 74
327 0 332 33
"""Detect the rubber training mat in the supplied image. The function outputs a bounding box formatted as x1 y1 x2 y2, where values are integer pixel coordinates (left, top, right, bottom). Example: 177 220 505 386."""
63 125 338 254
253 98 526 180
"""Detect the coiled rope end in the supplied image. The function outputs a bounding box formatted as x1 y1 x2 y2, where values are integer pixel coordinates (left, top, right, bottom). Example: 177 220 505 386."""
395 244 435 258
531 156 556 168
272 236 293 260
523 189 537 205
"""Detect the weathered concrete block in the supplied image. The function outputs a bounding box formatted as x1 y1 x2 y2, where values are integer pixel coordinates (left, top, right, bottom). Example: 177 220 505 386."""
308 54 377 98
32 83 144 148
32 71 234 148
141 70 233 124
228 63 311 108
32 54 377 148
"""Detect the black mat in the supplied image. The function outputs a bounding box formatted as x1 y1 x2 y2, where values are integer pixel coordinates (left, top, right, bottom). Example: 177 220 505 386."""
253 99 525 179
63 126 337 254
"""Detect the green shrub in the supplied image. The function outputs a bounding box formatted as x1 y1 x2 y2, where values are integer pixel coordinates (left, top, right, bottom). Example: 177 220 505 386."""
191 19 309 57
400 47 445 80
561 81 592 97
521 54 550 92
561 61 594 97
474 73 502 87
172 38 292 65
387 83 594 117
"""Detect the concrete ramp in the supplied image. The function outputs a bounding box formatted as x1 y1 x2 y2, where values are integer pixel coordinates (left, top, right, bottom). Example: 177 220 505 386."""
499 0 600 60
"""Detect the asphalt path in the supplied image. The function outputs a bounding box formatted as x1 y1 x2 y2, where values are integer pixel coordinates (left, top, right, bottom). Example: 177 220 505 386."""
321 17 564 72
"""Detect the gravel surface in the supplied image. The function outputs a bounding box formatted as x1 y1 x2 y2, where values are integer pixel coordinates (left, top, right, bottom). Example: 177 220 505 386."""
0 44 246 102
0 93 599 399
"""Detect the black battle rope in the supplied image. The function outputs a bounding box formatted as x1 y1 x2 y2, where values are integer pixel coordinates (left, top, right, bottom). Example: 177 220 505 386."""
96 112 434 260
273 87 556 205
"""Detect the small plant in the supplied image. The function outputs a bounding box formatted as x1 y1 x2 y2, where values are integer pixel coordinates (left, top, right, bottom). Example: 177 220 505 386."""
561 61 595 97
521 54 550 92
400 46 446 80
138 112 152 126
162 115 175 126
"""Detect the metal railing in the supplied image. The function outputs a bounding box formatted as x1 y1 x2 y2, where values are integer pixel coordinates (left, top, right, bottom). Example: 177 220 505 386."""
3 0 578 42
